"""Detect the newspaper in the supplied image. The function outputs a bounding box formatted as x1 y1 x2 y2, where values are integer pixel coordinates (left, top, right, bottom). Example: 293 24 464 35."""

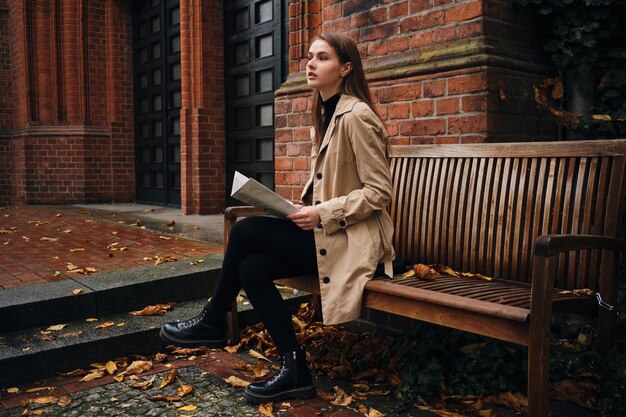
231 171 298 218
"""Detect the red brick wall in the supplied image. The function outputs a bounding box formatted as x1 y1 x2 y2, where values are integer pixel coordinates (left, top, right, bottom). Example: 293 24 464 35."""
275 0 554 201
1 0 135 205
0 1 11 206
180 0 225 214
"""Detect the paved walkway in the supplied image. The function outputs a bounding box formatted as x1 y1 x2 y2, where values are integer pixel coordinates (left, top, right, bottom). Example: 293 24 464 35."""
0 349 434 417
0 205 223 289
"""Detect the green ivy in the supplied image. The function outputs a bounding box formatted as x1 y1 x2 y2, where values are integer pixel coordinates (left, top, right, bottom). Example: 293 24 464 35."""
514 0 626 138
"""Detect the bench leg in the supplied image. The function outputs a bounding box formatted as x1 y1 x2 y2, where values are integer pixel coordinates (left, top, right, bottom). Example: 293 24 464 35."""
226 300 240 344
528 254 556 417
527 327 550 417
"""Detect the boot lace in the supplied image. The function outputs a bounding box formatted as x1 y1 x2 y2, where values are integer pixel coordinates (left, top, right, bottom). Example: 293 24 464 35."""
265 356 289 385
179 307 208 330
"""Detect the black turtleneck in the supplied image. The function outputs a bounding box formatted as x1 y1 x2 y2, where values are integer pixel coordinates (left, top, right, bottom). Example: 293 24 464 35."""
321 93 341 138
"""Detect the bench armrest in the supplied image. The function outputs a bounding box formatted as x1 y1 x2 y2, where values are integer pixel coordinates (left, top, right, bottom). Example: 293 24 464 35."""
534 234 626 257
224 206 266 220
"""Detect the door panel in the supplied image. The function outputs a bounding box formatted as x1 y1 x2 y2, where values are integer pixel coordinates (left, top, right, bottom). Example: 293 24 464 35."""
225 0 285 205
133 0 181 206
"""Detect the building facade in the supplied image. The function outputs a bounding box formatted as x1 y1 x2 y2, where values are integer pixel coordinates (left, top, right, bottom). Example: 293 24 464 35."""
0 0 553 213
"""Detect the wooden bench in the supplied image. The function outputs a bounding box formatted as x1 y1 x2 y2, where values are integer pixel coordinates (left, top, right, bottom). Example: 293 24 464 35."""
224 139 626 417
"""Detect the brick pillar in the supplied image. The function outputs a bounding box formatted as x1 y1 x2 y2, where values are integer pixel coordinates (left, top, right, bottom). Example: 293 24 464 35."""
275 0 555 200
1 0 135 205
179 0 225 214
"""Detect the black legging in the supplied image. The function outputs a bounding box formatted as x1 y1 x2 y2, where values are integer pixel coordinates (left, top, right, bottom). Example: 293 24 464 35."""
209 216 318 353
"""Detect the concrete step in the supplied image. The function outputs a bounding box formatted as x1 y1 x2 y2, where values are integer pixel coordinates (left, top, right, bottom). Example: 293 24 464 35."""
0 254 224 334
0 294 308 388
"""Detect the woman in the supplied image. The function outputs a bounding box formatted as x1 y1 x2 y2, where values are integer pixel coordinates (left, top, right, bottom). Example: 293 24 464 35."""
159 32 395 404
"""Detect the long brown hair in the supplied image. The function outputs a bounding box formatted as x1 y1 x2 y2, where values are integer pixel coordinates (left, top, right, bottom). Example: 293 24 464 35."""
309 33 383 141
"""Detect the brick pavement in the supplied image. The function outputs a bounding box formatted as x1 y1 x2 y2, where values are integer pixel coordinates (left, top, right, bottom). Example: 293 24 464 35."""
0 206 222 290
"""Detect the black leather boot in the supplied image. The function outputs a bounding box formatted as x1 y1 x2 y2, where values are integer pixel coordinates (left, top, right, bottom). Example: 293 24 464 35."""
159 303 227 348
243 348 316 404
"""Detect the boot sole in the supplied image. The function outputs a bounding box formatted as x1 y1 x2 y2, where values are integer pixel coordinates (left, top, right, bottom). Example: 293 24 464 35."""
159 328 228 349
243 384 316 404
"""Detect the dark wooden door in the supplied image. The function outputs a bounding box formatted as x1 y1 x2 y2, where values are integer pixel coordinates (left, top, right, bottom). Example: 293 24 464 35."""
133 0 181 206
224 0 286 204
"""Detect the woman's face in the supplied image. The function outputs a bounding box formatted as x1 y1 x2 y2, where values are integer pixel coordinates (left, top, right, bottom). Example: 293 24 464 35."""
306 39 351 99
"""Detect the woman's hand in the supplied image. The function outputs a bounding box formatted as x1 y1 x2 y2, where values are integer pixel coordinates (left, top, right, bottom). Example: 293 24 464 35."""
288 205 321 231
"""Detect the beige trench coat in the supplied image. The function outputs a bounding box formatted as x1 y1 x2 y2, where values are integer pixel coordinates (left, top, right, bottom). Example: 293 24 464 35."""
301 94 395 325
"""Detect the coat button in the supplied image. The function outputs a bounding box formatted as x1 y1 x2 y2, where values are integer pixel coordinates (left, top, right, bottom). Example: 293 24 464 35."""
316 223 323 229
316 172 322 180
315 200 321 205
319 249 327 256
338 220 347 228
322 276 330 284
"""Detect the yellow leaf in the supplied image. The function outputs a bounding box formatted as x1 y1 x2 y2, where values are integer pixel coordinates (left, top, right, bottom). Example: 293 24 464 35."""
31 396 58 404
80 370 104 382
177 379 194 397
369 409 385 417
178 404 198 411
7 387 20 393
46 324 68 331
159 369 178 389
592 114 612 121
94 321 115 329
116 323 125 327
105 361 117 375
40 237 58 242
330 386 353 407
248 349 270 362
85 318 98 322
113 374 125 382
224 376 249 388
71 289 83 295
159 236 171 240
259 402 274 417
70 248 85 252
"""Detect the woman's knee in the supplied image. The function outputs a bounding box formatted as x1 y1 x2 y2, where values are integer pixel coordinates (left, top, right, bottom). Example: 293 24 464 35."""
238 253 272 290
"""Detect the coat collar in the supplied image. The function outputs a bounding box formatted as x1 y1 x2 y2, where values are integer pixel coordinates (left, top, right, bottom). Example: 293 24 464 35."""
318 94 360 153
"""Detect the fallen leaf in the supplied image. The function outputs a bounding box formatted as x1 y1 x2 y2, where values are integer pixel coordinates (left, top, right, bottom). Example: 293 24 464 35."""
248 349 270 362
40 237 58 242
166 220 176 227
330 386 353 407
178 404 198 411
63 229 72 233
94 321 115 329
7 387 20 393
130 302 175 316
57 369 87 377
130 375 156 390
121 360 153 376
224 375 249 388
24 387 54 393
46 324 68 331
57 396 71 407
259 402 274 417
116 323 125 327
71 289 83 295
559 288 594 297
159 236 171 240
80 370 104 382
177 378 194 397
85 318 98 322
70 248 85 252
59 330 83 338
113 374 125 382
369 409 385 417
105 361 117 375
148 395 181 402
159 369 178 389
592 114 612 121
